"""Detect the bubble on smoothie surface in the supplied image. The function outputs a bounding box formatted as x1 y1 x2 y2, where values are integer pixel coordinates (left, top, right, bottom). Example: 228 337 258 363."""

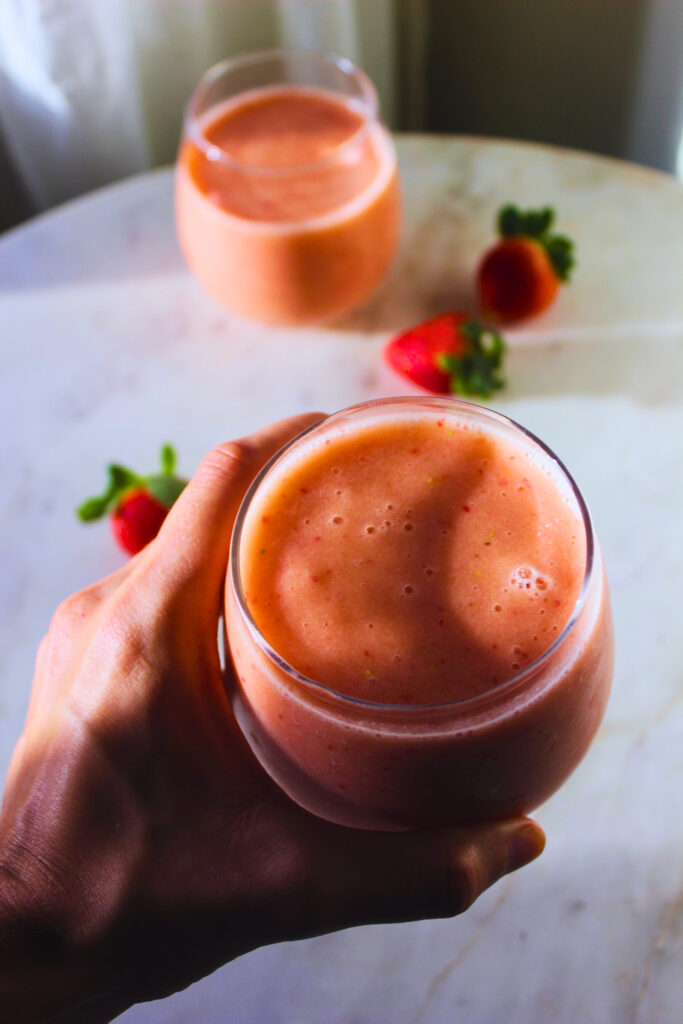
509 566 551 597
239 411 586 706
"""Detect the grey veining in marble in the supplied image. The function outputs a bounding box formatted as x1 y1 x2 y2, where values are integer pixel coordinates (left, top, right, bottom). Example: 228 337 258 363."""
1 137 682 1023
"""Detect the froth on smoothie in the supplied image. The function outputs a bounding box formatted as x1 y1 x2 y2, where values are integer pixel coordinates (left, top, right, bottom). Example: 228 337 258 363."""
184 86 387 224
240 411 587 706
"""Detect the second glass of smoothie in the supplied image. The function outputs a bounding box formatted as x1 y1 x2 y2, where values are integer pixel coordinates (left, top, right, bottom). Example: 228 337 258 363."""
176 50 400 325
225 399 614 831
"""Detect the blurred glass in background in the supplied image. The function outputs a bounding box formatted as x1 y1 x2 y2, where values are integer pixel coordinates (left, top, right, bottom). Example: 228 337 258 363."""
1 0 682 233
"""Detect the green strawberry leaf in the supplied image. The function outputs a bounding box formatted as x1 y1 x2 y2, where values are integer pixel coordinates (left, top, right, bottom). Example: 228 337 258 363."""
76 450 187 525
76 495 112 522
524 207 554 238
545 234 575 281
497 203 575 282
76 463 142 522
145 473 187 508
499 204 554 240
108 464 142 492
160 444 176 476
437 321 506 399
498 204 525 238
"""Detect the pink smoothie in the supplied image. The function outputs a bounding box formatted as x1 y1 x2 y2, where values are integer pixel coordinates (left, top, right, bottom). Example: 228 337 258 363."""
176 86 400 324
227 400 613 829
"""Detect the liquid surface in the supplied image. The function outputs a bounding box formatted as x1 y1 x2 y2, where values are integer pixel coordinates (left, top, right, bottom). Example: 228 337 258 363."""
186 86 381 222
241 413 587 705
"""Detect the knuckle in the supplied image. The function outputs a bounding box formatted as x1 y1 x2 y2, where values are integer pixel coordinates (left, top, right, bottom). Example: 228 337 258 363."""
238 803 321 925
110 573 181 643
271 842 322 931
49 591 96 637
199 441 254 479
33 634 53 681
35 634 50 663
448 845 483 916
95 592 150 657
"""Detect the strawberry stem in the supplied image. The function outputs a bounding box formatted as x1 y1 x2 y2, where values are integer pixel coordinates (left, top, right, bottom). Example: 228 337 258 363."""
160 443 176 476
146 444 186 507
145 473 187 508
437 321 506 399
497 203 575 282
76 465 142 522
76 445 186 523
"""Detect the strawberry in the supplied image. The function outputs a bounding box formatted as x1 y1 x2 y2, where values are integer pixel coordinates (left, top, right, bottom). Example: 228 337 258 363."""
108 489 169 556
77 445 187 555
477 204 575 322
384 313 506 398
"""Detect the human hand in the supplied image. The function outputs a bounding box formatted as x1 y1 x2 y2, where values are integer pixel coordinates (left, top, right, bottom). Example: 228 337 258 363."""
0 413 545 1023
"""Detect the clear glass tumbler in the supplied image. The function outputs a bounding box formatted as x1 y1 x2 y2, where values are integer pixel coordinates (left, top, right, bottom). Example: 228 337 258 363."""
176 49 401 325
225 398 614 830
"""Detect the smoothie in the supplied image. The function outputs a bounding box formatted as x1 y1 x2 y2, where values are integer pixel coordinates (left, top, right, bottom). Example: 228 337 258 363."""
176 67 400 324
226 399 613 830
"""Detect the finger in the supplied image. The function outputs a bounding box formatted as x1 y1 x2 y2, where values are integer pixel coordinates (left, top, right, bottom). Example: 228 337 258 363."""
25 557 141 729
23 635 51 731
307 817 545 933
2 734 27 801
87 552 143 600
138 412 325 606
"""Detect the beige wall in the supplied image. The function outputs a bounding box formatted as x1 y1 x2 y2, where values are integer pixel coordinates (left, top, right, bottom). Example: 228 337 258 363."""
0 0 406 225
424 0 658 163
1 0 682 234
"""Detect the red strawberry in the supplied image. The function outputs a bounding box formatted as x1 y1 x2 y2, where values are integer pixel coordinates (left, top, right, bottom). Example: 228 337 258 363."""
109 489 169 555
477 204 575 323
384 313 506 398
77 444 187 556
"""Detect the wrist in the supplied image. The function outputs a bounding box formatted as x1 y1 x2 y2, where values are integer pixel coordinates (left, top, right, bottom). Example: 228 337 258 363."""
0 861 133 1024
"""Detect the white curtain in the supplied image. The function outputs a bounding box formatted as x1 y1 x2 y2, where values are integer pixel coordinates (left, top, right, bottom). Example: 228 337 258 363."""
2 0 682 219
0 0 425 212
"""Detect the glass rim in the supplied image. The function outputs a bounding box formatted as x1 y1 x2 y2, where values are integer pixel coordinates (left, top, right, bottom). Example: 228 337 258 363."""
229 397 597 715
183 48 379 177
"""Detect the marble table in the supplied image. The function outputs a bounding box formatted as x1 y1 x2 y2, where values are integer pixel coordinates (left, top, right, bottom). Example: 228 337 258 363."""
1 136 682 1023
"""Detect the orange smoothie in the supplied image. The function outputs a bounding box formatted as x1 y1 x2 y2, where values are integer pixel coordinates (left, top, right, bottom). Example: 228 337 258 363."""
176 84 400 324
226 400 613 829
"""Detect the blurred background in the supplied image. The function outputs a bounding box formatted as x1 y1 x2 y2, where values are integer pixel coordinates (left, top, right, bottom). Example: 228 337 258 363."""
1 0 682 234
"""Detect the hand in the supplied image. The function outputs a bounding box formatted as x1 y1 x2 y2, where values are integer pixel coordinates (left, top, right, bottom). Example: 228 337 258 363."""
0 414 545 1023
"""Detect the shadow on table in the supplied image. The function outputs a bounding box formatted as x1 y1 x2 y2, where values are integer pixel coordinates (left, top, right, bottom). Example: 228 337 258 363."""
334 245 477 336
116 842 681 1024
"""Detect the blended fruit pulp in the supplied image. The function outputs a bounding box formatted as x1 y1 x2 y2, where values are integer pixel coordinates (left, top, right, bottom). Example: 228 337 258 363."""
176 86 400 323
186 87 381 222
227 405 613 829
241 415 585 704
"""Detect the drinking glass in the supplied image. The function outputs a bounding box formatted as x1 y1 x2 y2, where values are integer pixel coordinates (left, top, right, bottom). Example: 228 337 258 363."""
225 398 614 830
176 49 401 325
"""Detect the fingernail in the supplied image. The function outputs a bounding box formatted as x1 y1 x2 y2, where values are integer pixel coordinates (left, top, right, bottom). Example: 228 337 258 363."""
507 823 546 873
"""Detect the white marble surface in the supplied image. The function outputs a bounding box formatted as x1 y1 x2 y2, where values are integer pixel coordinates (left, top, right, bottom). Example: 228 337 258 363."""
1 136 682 1023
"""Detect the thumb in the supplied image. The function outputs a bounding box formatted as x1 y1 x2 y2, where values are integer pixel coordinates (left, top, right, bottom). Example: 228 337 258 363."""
138 412 325 607
307 817 545 933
